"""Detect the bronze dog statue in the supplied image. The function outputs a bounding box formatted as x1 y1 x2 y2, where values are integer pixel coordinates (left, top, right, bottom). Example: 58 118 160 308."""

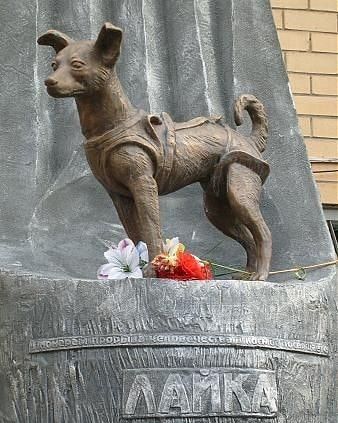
38 22 272 280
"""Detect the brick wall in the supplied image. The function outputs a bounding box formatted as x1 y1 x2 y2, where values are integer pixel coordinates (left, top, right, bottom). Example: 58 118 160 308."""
271 0 338 206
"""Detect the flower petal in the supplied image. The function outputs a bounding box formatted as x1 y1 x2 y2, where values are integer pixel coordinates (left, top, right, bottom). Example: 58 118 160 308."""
118 238 135 251
119 244 133 264
98 263 136 280
97 263 118 279
126 247 142 271
163 237 180 254
104 248 125 268
104 247 118 263
171 242 185 257
127 267 143 279
136 241 149 263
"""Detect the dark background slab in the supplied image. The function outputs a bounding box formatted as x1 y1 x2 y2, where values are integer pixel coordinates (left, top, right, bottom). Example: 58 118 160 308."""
0 0 335 280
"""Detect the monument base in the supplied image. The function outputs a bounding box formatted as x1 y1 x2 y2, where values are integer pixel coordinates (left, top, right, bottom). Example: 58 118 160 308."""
0 271 336 422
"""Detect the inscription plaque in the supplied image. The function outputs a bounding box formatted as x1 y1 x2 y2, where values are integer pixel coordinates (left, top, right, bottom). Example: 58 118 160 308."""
122 368 278 418
29 332 329 356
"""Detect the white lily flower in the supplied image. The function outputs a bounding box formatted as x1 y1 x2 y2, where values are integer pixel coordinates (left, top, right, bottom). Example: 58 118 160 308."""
98 238 145 280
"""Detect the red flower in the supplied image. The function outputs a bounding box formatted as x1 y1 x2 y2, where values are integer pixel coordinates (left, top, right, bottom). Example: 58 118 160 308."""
152 251 213 281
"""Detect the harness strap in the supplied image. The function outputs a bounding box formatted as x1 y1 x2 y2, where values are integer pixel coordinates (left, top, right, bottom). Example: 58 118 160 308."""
153 112 176 193
84 111 146 150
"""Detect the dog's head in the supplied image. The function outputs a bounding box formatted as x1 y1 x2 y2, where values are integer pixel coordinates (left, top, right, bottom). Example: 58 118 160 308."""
37 23 122 98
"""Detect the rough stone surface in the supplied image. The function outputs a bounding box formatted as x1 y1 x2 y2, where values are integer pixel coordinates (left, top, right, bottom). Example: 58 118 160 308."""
0 273 337 422
0 0 336 422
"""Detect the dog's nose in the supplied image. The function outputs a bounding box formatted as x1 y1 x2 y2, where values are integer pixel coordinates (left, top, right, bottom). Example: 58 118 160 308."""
44 77 58 87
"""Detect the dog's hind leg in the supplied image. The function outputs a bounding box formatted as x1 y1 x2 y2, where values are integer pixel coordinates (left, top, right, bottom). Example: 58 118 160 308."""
226 164 272 281
203 191 257 274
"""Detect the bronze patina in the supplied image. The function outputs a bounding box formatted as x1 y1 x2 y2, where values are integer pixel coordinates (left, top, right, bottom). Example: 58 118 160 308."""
38 23 272 280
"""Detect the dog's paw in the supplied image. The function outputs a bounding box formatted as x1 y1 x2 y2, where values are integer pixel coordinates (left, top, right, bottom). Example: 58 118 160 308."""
249 272 268 281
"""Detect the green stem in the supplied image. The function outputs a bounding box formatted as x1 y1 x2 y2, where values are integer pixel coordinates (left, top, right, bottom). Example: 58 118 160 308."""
214 272 238 277
203 260 252 275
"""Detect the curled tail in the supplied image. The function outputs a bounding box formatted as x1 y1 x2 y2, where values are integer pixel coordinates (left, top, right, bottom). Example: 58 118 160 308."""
234 95 268 152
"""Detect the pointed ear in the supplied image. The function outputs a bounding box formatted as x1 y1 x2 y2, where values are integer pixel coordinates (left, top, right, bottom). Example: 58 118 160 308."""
37 30 73 53
94 22 123 66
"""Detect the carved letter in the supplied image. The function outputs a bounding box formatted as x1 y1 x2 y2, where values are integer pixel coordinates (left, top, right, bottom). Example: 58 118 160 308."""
124 374 156 415
252 373 278 413
158 374 191 414
223 373 251 412
193 371 221 412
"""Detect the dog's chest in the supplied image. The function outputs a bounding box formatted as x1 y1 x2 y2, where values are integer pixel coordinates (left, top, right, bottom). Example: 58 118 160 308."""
84 144 131 196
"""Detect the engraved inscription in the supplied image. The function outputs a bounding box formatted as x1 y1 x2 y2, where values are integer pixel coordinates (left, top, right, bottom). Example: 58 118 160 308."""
122 368 278 418
193 371 221 413
29 333 329 356
158 374 190 414
125 375 156 415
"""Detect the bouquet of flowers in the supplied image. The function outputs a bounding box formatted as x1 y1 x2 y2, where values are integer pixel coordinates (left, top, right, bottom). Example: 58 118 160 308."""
97 237 212 281
151 237 213 280
97 236 328 282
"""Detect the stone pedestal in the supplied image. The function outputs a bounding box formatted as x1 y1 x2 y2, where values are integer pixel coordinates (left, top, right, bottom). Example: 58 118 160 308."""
1 272 336 422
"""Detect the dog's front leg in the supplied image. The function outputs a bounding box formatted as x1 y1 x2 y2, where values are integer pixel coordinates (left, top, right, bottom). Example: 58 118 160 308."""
109 193 141 244
127 174 162 262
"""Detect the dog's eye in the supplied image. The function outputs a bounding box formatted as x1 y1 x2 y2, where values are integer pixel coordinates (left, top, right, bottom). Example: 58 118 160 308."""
71 60 85 70
51 62 58 71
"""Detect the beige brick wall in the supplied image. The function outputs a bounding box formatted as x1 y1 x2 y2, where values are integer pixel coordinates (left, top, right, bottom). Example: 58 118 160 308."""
271 0 338 206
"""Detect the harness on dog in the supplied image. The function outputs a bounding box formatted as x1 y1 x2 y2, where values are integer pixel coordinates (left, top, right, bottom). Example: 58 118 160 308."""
84 110 163 190
84 110 269 195
84 110 220 192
